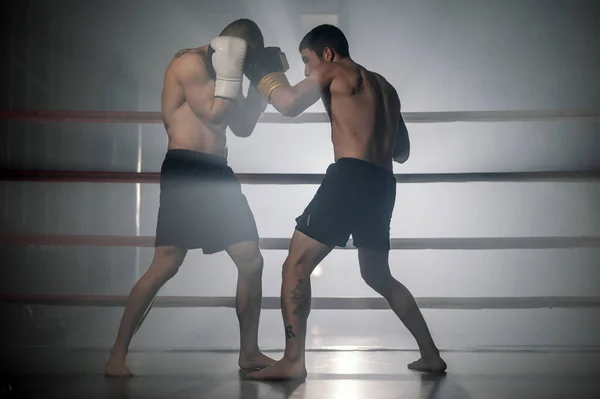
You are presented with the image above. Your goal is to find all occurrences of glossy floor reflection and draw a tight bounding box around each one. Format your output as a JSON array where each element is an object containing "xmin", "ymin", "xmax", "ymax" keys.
[{"xmin": 2, "ymin": 349, "xmax": 600, "ymax": 398}]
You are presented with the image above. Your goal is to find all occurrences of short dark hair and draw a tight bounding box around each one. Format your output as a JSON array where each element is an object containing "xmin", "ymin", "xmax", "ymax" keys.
[
  {"xmin": 299, "ymin": 24, "xmax": 349, "ymax": 58},
  {"xmin": 220, "ymin": 18, "xmax": 264, "ymax": 49}
]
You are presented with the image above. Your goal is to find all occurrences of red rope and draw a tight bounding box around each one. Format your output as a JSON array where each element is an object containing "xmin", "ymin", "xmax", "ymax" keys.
[
  {"xmin": 0, "ymin": 233, "xmax": 155, "ymax": 247},
  {"xmin": 0, "ymin": 170, "xmax": 329, "ymax": 184},
  {"xmin": 1, "ymin": 294, "xmax": 598, "ymax": 309},
  {"xmin": 2, "ymin": 170, "xmax": 599, "ymax": 184},
  {"xmin": 1, "ymin": 233, "xmax": 598, "ymax": 250},
  {"xmin": 0, "ymin": 109, "xmax": 163, "ymax": 124},
  {"xmin": 1, "ymin": 170, "xmax": 161, "ymax": 183}
]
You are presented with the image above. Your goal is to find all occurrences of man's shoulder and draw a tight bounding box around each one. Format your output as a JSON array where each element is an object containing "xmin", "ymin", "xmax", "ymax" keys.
[
  {"xmin": 365, "ymin": 68, "xmax": 389, "ymax": 85},
  {"xmin": 368, "ymin": 70, "xmax": 397, "ymax": 95},
  {"xmin": 340, "ymin": 61, "xmax": 379, "ymax": 82},
  {"xmin": 306, "ymin": 62, "xmax": 338, "ymax": 88},
  {"xmin": 170, "ymin": 48, "xmax": 209, "ymax": 68},
  {"xmin": 173, "ymin": 47, "xmax": 207, "ymax": 60},
  {"xmin": 168, "ymin": 48, "xmax": 211, "ymax": 78}
]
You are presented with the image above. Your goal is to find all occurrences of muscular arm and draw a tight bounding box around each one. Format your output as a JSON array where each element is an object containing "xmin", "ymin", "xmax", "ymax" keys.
[
  {"xmin": 227, "ymin": 85, "xmax": 268, "ymax": 137},
  {"xmin": 175, "ymin": 53, "xmax": 236, "ymax": 124},
  {"xmin": 268, "ymin": 64, "xmax": 334, "ymax": 118}
]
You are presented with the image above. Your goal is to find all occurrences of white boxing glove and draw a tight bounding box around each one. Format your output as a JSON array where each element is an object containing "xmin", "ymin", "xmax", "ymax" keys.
[{"xmin": 209, "ymin": 36, "xmax": 247, "ymax": 100}]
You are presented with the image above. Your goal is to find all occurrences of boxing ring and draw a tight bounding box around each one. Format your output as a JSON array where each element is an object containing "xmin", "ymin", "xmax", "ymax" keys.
[
  {"xmin": 1, "ymin": 108, "xmax": 600, "ymax": 311},
  {"xmin": 1, "ymin": 108, "xmax": 600, "ymax": 398}
]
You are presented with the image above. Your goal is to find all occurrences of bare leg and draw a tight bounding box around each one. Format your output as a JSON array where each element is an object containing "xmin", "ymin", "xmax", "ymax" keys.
[
  {"xmin": 358, "ymin": 248, "xmax": 446, "ymax": 373},
  {"xmin": 105, "ymin": 246, "xmax": 186, "ymax": 377},
  {"xmin": 227, "ymin": 241, "xmax": 275, "ymax": 370},
  {"xmin": 248, "ymin": 231, "xmax": 333, "ymax": 381}
]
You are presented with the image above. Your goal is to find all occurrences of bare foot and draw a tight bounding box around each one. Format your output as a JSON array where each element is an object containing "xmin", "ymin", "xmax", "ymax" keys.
[
  {"xmin": 105, "ymin": 354, "xmax": 134, "ymax": 377},
  {"xmin": 407, "ymin": 356, "xmax": 447, "ymax": 373},
  {"xmin": 238, "ymin": 352, "xmax": 277, "ymax": 370},
  {"xmin": 246, "ymin": 357, "xmax": 307, "ymax": 381}
]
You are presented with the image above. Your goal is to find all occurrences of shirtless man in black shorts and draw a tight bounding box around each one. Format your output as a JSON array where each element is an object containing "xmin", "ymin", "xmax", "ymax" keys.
[
  {"xmin": 243, "ymin": 24, "xmax": 447, "ymax": 380},
  {"xmin": 105, "ymin": 19, "xmax": 278, "ymax": 377}
]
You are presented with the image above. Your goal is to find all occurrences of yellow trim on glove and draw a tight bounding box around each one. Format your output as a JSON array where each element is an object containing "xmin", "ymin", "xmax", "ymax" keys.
[{"xmin": 257, "ymin": 72, "xmax": 290, "ymax": 101}]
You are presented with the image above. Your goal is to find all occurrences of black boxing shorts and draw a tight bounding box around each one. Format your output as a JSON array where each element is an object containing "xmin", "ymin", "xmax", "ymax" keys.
[
  {"xmin": 295, "ymin": 157, "xmax": 397, "ymax": 251},
  {"xmin": 155, "ymin": 149, "xmax": 259, "ymax": 254}
]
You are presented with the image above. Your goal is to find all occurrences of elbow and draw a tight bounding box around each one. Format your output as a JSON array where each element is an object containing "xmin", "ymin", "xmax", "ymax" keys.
[
  {"xmin": 188, "ymin": 101, "xmax": 227, "ymax": 125},
  {"xmin": 281, "ymin": 106, "xmax": 302, "ymax": 118},
  {"xmin": 270, "ymin": 91, "xmax": 302, "ymax": 118},
  {"xmin": 194, "ymin": 107, "xmax": 226, "ymax": 125},
  {"xmin": 206, "ymin": 110, "xmax": 228, "ymax": 125},
  {"xmin": 204, "ymin": 100, "xmax": 233, "ymax": 125},
  {"xmin": 272, "ymin": 101, "xmax": 301, "ymax": 118}
]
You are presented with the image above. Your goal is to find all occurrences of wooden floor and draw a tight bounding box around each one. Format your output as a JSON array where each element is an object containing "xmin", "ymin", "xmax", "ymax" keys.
[{"xmin": 2, "ymin": 348, "xmax": 600, "ymax": 398}]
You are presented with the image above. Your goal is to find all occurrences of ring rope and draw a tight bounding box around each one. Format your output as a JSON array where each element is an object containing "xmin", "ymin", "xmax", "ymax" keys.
[
  {"xmin": 1, "ymin": 109, "xmax": 600, "ymax": 124},
  {"xmin": 1, "ymin": 234, "xmax": 599, "ymax": 250},
  {"xmin": 1, "ymin": 294, "xmax": 598, "ymax": 310},
  {"xmin": 2, "ymin": 170, "xmax": 599, "ymax": 184}
]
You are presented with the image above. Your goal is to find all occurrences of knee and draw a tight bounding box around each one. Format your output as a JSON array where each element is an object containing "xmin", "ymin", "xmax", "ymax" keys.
[
  {"xmin": 281, "ymin": 255, "xmax": 311, "ymax": 279},
  {"xmin": 360, "ymin": 267, "xmax": 393, "ymax": 295},
  {"xmin": 233, "ymin": 248, "xmax": 264, "ymax": 275},
  {"xmin": 148, "ymin": 247, "xmax": 186, "ymax": 283}
]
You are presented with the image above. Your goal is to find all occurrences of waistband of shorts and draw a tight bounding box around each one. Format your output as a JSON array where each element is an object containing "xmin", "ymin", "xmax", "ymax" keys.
[
  {"xmin": 334, "ymin": 157, "xmax": 395, "ymax": 179},
  {"xmin": 165, "ymin": 149, "xmax": 228, "ymax": 167}
]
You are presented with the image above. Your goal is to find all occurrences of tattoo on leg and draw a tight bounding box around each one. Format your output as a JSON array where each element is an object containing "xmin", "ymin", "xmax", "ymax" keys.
[
  {"xmin": 291, "ymin": 279, "xmax": 305, "ymax": 303},
  {"xmin": 285, "ymin": 324, "xmax": 296, "ymax": 339},
  {"xmin": 291, "ymin": 279, "xmax": 310, "ymax": 316}
]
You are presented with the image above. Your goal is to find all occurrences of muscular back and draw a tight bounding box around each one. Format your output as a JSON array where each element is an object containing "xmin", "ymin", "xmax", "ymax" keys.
[
  {"xmin": 161, "ymin": 48, "xmax": 228, "ymax": 155},
  {"xmin": 324, "ymin": 61, "xmax": 400, "ymax": 170}
]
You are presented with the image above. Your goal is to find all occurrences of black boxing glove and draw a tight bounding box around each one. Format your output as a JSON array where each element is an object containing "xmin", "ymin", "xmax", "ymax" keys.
[
  {"xmin": 244, "ymin": 47, "xmax": 291, "ymax": 100},
  {"xmin": 244, "ymin": 47, "xmax": 290, "ymax": 85}
]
